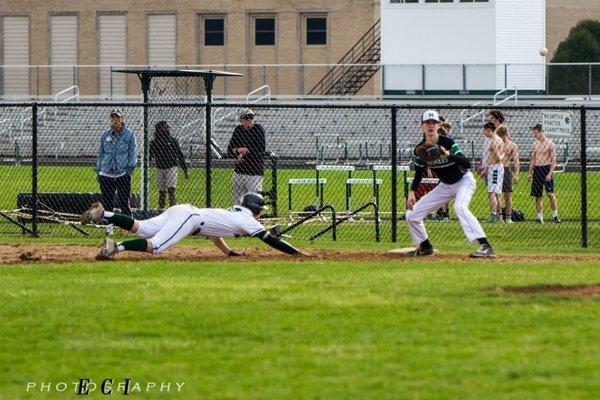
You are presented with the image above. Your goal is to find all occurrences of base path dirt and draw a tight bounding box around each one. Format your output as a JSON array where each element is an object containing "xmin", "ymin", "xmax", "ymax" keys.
[
  {"xmin": 494, "ymin": 284, "xmax": 600, "ymax": 297},
  {"xmin": 1, "ymin": 244, "xmax": 600, "ymax": 265}
]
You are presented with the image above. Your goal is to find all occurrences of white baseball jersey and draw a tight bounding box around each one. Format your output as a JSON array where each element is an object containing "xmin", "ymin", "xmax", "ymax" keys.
[
  {"xmin": 135, "ymin": 204, "xmax": 265, "ymax": 254},
  {"xmin": 195, "ymin": 205, "xmax": 266, "ymax": 238}
]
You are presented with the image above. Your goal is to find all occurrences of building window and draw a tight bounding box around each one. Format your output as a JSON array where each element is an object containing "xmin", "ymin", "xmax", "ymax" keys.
[
  {"xmin": 306, "ymin": 17, "xmax": 326, "ymax": 45},
  {"xmin": 390, "ymin": 0, "xmax": 418, "ymax": 3},
  {"xmin": 425, "ymin": 0, "xmax": 454, "ymax": 2},
  {"xmin": 255, "ymin": 17, "xmax": 275, "ymax": 46},
  {"xmin": 204, "ymin": 18, "xmax": 224, "ymax": 46}
]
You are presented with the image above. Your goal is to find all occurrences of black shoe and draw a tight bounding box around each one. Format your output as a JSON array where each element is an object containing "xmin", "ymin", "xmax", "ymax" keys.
[
  {"xmin": 469, "ymin": 244, "xmax": 496, "ymax": 258},
  {"xmin": 413, "ymin": 247, "xmax": 434, "ymax": 257},
  {"xmin": 553, "ymin": 216, "xmax": 562, "ymax": 223}
]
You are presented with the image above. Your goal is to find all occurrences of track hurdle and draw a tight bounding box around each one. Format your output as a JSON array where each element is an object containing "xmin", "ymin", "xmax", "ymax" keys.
[
  {"xmin": 371, "ymin": 164, "xmax": 411, "ymax": 208},
  {"xmin": 345, "ymin": 178, "xmax": 382, "ymax": 214},
  {"xmin": 315, "ymin": 164, "xmax": 355, "ymax": 208},
  {"xmin": 287, "ymin": 178, "xmax": 327, "ymax": 215}
]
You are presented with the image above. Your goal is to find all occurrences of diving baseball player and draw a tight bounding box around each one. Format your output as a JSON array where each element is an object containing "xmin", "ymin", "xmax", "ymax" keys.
[
  {"xmin": 406, "ymin": 110, "xmax": 495, "ymax": 258},
  {"xmin": 81, "ymin": 193, "xmax": 310, "ymax": 259}
]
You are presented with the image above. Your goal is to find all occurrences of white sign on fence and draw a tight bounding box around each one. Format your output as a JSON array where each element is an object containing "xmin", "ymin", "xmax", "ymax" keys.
[{"xmin": 542, "ymin": 111, "xmax": 572, "ymax": 136}]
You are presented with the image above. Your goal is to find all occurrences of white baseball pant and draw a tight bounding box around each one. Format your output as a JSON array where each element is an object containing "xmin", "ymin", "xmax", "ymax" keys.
[
  {"xmin": 406, "ymin": 171, "xmax": 486, "ymax": 245},
  {"xmin": 135, "ymin": 204, "xmax": 202, "ymax": 254}
]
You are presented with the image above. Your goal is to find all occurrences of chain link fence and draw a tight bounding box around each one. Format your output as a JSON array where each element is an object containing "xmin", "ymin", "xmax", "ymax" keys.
[{"xmin": 0, "ymin": 102, "xmax": 598, "ymax": 251}]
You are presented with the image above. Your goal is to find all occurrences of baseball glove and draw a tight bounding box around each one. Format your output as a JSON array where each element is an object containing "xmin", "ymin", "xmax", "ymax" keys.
[{"xmin": 415, "ymin": 143, "xmax": 444, "ymax": 163}]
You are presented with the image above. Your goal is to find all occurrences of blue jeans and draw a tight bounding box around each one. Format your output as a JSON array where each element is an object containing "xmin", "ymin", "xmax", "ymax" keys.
[{"xmin": 99, "ymin": 174, "xmax": 132, "ymax": 215}]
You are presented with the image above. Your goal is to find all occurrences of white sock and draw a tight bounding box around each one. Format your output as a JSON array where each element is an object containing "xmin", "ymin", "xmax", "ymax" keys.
[
  {"xmin": 117, "ymin": 244, "xmax": 125, "ymax": 252},
  {"xmin": 104, "ymin": 211, "xmax": 114, "ymax": 218},
  {"xmin": 537, "ymin": 213, "xmax": 543, "ymax": 221},
  {"xmin": 552, "ymin": 210, "xmax": 558, "ymax": 218}
]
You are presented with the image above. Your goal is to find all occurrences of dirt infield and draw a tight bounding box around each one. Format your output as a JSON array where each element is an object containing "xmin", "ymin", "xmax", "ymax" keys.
[
  {"xmin": 494, "ymin": 285, "xmax": 600, "ymax": 297},
  {"xmin": 1, "ymin": 244, "xmax": 600, "ymax": 265}
]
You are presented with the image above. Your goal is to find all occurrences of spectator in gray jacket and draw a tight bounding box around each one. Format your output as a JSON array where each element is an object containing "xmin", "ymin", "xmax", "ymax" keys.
[{"xmin": 96, "ymin": 108, "xmax": 138, "ymax": 215}]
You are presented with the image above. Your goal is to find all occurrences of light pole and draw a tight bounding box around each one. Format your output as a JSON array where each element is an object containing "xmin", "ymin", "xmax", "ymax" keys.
[{"xmin": 540, "ymin": 47, "xmax": 549, "ymax": 94}]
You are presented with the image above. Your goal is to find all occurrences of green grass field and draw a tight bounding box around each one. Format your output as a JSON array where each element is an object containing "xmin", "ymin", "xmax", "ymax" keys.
[
  {"xmin": 2, "ymin": 166, "xmax": 599, "ymax": 399},
  {"xmin": 1, "ymin": 254, "xmax": 599, "ymax": 399}
]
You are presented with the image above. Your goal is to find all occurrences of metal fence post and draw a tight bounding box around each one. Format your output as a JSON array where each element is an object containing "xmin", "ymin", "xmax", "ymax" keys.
[
  {"xmin": 203, "ymin": 74, "xmax": 215, "ymax": 208},
  {"xmin": 223, "ymin": 65, "xmax": 228, "ymax": 96},
  {"xmin": 31, "ymin": 104, "xmax": 39, "ymax": 236},
  {"xmin": 588, "ymin": 63, "xmax": 592, "ymax": 98},
  {"xmin": 546, "ymin": 63, "xmax": 550, "ymax": 95},
  {"xmin": 421, "ymin": 65, "xmax": 426, "ymax": 96},
  {"xmin": 580, "ymin": 106, "xmax": 588, "ymax": 248},
  {"xmin": 462, "ymin": 64, "xmax": 467, "ymax": 94},
  {"xmin": 140, "ymin": 73, "xmax": 151, "ymax": 212},
  {"xmin": 299, "ymin": 65, "xmax": 304, "ymax": 95},
  {"xmin": 36, "ymin": 66, "xmax": 40, "ymax": 97},
  {"xmin": 391, "ymin": 106, "xmax": 397, "ymax": 243}
]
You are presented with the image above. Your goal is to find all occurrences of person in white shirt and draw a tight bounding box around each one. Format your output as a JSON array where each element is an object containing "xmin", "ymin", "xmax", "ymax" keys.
[{"xmin": 81, "ymin": 193, "xmax": 309, "ymax": 259}]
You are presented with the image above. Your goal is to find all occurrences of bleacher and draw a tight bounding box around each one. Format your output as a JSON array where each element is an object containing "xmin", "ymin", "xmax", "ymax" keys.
[{"xmin": 0, "ymin": 103, "xmax": 598, "ymax": 167}]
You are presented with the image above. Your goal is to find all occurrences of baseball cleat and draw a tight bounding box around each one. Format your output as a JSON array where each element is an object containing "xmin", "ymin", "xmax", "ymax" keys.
[
  {"xmin": 97, "ymin": 238, "xmax": 118, "ymax": 260},
  {"xmin": 553, "ymin": 216, "xmax": 562, "ymax": 224},
  {"xmin": 536, "ymin": 218, "xmax": 544, "ymax": 224},
  {"xmin": 81, "ymin": 202, "xmax": 105, "ymax": 225},
  {"xmin": 469, "ymin": 244, "xmax": 496, "ymax": 258},
  {"xmin": 506, "ymin": 218, "xmax": 514, "ymax": 224},
  {"xmin": 412, "ymin": 247, "xmax": 434, "ymax": 257},
  {"xmin": 485, "ymin": 213, "xmax": 497, "ymax": 223}
]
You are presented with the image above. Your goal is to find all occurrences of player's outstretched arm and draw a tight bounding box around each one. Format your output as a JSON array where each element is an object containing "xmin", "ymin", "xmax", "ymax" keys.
[
  {"xmin": 548, "ymin": 143, "xmax": 557, "ymax": 175},
  {"xmin": 256, "ymin": 230, "xmax": 308, "ymax": 256},
  {"xmin": 210, "ymin": 236, "xmax": 244, "ymax": 256},
  {"xmin": 527, "ymin": 144, "xmax": 537, "ymax": 180}
]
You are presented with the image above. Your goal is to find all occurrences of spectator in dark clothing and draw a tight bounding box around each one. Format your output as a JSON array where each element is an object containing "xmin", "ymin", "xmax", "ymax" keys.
[
  {"xmin": 149, "ymin": 121, "xmax": 189, "ymax": 209},
  {"xmin": 227, "ymin": 108, "xmax": 266, "ymax": 204}
]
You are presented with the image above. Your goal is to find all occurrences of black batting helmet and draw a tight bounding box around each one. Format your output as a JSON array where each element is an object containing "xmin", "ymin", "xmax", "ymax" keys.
[{"xmin": 240, "ymin": 192, "xmax": 268, "ymax": 215}]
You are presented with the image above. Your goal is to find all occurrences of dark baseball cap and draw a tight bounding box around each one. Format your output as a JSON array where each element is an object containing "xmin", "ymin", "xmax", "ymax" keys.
[{"xmin": 109, "ymin": 108, "xmax": 124, "ymax": 118}]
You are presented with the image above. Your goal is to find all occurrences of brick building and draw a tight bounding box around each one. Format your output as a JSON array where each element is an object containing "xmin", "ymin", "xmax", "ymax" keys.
[
  {"xmin": 0, "ymin": 0, "xmax": 598, "ymax": 97},
  {"xmin": 0, "ymin": 0, "xmax": 380, "ymax": 97}
]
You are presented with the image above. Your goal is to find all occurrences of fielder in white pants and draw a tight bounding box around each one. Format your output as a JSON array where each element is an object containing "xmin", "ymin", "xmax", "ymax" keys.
[
  {"xmin": 406, "ymin": 110, "xmax": 495, "ymax": 258},
  {"xmin": 407, "ymin": 171, "xmax": 485, "ymax": 245}
]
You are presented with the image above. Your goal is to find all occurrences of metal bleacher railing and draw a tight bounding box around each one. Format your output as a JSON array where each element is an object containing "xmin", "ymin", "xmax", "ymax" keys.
[{"xmin": 8, "ymin": 62, "xmax": 600, "ymax": 98}]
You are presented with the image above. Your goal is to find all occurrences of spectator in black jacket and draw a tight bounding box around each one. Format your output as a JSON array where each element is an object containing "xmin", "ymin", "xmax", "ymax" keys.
[
  {"xmin": 227, "ymin": 108, "xmax": 266, "ymax": 204},
  {"xmin": 149, "ymin": 121, "xmax": 189, "ymax": 209}
]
